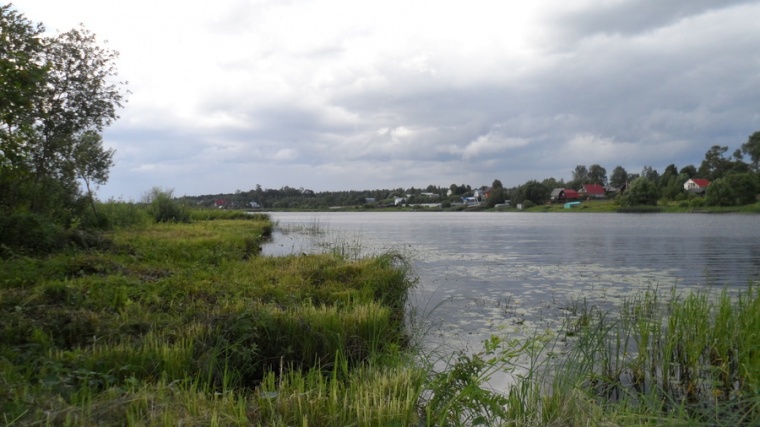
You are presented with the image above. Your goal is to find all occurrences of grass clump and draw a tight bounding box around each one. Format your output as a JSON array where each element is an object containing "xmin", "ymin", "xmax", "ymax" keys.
[
  {"xmin": 0, "ymin": 214, "xmax": 421, "ymax": 425},
  {"xmin": 501, "ymin": 286, "xmax": 760, "ymax": 426}
]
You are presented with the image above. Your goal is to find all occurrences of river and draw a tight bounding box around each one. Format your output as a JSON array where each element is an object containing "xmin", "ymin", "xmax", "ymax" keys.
[{"xmin": 262, "ymin": 211, "xmax": 760, "ymax": 364}]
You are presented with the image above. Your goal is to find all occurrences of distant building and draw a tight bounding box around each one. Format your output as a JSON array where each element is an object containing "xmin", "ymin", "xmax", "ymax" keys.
[
  {"xmin": 684, "ymin": 178, "xmax": 711, "ymax": 195},
  {"xmin": 579, "ymin": 184, "xmax": 606, "ymax": 198},
  {"xmin": 550, "ymin": 188, "xmax": 580, "ymax": 202}
]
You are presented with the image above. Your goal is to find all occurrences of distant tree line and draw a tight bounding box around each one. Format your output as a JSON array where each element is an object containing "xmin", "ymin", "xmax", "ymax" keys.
[{"xmin": 189, "ymin": 132, "xmax": 760, "ymax": 210}]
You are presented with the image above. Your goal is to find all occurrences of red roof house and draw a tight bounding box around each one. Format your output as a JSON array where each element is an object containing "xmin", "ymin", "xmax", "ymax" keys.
[
  {"xmin": 683, "ymin": 178, "xmax": 711, "ymax": 194},
  {"xmin": 579, "ymin": 184, "xmax": 606, "ymax": 198},
  {"xmin": 550, "ymin": 188, "xmax": 580, "ymax": 201}
]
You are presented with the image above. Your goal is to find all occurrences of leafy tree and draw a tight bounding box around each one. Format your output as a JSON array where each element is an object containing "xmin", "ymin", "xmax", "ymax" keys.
[
  {"xmin": 741, "ymin": 131, "xmax": 760, "ymax": 172},
  {"xmin": 704, "ymin": 178, "xmax": 735, "ymax": 207},
  {"xmin": 0, "ymin": 5, "xmax": 47, "ymax": 212},
  {"xmin": 513, "ymin": 180, "xmax": 550, "ymax": 205},
  {"xmin": 542, "ymin": 177, "xmax": 564, "ymax": 190},
  {"xmin": 661, "ymin": 173, "xmax": 691, "ymax": 201},
  {"xmin": 697, "ymin": 145, "xmax": 749, "ymax": 181},
  {"xmin": 73, "ymin": 131, "xmax": 115, "ymax": 217},
  {"xmin": 660, "ymin": 164, "xmax": 678, "ymax": 186},
  {"xmin": 727, "ymin": 173, "xmax": 760, "ymax": 205},
  {"xmin": 705, "ymin": 173, "xmax": 760, "ymax": 206},
  {"xmin": 571, "ymin": 165, "xmax": 589, "ymax": 183},
  {"xmin": 0, "ymin": 5, "xmax": 126, "ymax": 224},
  {"xmin": 679, "ymin": 165, "xmax": 697, "ymax": 178},
  {"xmin": 641, "ymin": 166, "xmax": 660, "ymax": 182},
  {"xmin": 492, "ymin": 179, "xmax": 503, "ymax": 189},
  {"xmin": 609, "ymin": 166, "xmax": 628, "ymax": 189},
  {"xmin": 618, "ymin": 177, "xmax": 659, "ymax": 206},
  {"xmin": 588, "ymin": 164, "xmax": 607, "ymax": 186}
]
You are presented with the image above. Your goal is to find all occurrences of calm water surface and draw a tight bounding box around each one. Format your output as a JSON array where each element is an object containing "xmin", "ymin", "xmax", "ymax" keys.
[{"xmin": 263, "ymin": 212, "xmax": 760, "ymax": 356}]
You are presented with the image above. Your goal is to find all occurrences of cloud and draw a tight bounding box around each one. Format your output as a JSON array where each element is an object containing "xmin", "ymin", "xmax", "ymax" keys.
[{"xmin": 13, "ymin": 0, "xmax": 760, "ymax": 198}]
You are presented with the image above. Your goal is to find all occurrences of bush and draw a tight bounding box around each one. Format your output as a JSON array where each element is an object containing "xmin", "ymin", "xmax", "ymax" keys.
[
  {"xmin": 690, "ymin": 197, "xmax": 706, "ymax": 208},
  {"xmin": 705, "ymin": 173, "xmax": 760, "ymax": 207},
  {"xmin": 0, "ymin": 211, "xmax": 67, "ymax": 255},
  {"xmin": 145, "ymin": 188, "xmax": 189, "ymax": 223},
  {"xmin": 619, "ymin": 177, "xmax": 659, "ymax": 207},
  {"xmin": 77, "ymin": 200, "xmax": 151, "ymax": 230}
]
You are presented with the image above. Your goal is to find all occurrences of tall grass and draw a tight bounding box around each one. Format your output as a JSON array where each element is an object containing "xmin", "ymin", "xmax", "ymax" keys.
[
  {"xmin": 497, "ymin": 286, "xmax": 760, "ymax": 426},
  {"xmin": 0, "ymin": 215, "xmax": 421, "ymax": 425}
]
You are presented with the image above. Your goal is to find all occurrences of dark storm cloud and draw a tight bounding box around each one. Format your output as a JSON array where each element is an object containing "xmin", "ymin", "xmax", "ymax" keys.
[{"xmin": 549, "ymin": 0, "xmax": 757, "ymax": 42}]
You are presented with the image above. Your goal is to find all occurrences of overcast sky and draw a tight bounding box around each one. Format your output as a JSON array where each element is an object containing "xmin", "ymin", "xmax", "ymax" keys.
[{"xmin": 14, "ymin": 0, "xmax": 760, "ymax": 199}]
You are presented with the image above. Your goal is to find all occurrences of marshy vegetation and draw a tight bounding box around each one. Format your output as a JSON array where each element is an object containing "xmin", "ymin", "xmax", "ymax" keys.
[
  {"xmin": 1, "ymin": 204, "xmax": 422, "ymax": 425},
  {"xmin": 501, "ymin": 286, "xmax": 760, "ymax": 426},
  {"xmin": 2, "ymin": 202, "xmax": 760, "ymax": 426}
]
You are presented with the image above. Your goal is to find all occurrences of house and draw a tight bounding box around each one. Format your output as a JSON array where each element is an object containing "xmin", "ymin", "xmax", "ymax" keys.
[
  {"xmin": 394, "ymin": 197, "xmax": 406, "ymax": 206},
  {"xmin": 579, "ymin": 184, "xmax": 606, "ymax": 199},
  {"xmin": 473, "ymin": 186, "xmax": 493, "ymax": 202},
  {"xmin": 249, "ymin": 201, "xmax": 261, "ymax": 209},
  {"xmin": 550, "ymin": 188, "xmax": 580, "ymax": 202},
  {"xmin": 684, "ymin": 178, "xmax": 710, "ymax": 194}
]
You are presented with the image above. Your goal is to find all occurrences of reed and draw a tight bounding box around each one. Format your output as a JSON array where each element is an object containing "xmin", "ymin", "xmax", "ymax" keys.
[
  {"xmin": 504, "ymin": 285, "xmax": 760, "ymax": 426},
  {"xmin": 0, "ymin": 214, "xmax": 420, "ymax": 425}
]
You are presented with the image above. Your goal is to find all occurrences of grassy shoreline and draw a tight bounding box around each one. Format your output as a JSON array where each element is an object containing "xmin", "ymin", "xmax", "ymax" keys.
[{"xmin": 1, "ymin": 213, "xmax": 422, "ymax": 425}]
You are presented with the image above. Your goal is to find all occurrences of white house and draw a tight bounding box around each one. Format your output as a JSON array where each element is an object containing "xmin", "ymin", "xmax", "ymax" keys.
[{"xmin": 683, "ymin": 178, "xmax": 711, "ymax": 194}]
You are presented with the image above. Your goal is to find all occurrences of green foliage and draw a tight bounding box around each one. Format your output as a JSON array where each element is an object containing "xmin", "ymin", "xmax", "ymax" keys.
[
  {"xmin": 422, "ymin": 335, "xmax": 522, "ymax": 426},
  {"xmin": 145, "ymin": 187, "xmax": 189, "ymax": 223},
  {"xmin": 741, "ymin": 131, "xmax": 760, "ymax": 172},
  {"xmin": 609, "ymin": 165, "xmax": 628, "ymax": 189},
  {"xmin": 0, "ymin": 218, "xmax": 419, "ymax": 424},
  {"xmin": 705, "ymin": 173, "xmax": 760, "ymax": 207},
  {"xmin": 513, "ymin": 180, "xmax": 550, "ymax": 205},
  {"xmin": 0, "ymin": 211, "xmax": 67, "ymax": 255},
  {"xmin": 0, "ymin": 5, "xmax": 127, "ymax": 251},
  {"xmin": 87, "ymin": 200, "xmax": 151, "ymax": 229},
  {"xmin": 618, "ymin": 176, "xmax": 659, "ymax": 207},
  {"xmin": 486, "ymin": 186, "xmax": 506, "ymax": 207}
]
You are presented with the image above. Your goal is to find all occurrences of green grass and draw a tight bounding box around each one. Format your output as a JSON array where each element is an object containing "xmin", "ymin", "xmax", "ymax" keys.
[
  {"xmin": 0, "ymin": 211, "xmax": 421, "ymax": 425},
  {"xmin": 496, "ymin": 286, "xmax": 760, "ymax": 426}
]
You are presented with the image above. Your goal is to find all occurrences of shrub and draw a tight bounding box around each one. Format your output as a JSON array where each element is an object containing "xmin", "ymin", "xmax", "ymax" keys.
[
  {"xmin": 690, "ymin": 197, "xmax": 706, "ymax": 208},
  {"xmin": 145, "ymin": 187, "xmax": 189, "ymax": 223},
  {"xmin": 0, "ymin": 211, "xmax": 67, "ymax": 255},
  {"xmin": 77, "ymin": 200, "xmax": 151, "ymax": 230},
  {"xmin": 619, "ymin": 177, "xmax": 659, "ymax": 207}
]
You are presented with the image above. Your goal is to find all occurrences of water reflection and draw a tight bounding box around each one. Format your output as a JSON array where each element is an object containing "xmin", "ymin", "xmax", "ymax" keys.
[{"xmin": 264, "ymin": 211, "xmax": 760, "ymax": 364}]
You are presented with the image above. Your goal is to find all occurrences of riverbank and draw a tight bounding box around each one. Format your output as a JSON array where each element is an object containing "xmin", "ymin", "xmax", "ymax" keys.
[
  {"xmin": 0, "ymin": 214, "xmax": 424, "ymax": 425},
  {"xmin": 253, "ymin": 199, "xmax": 760, "ymax": 214}
]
